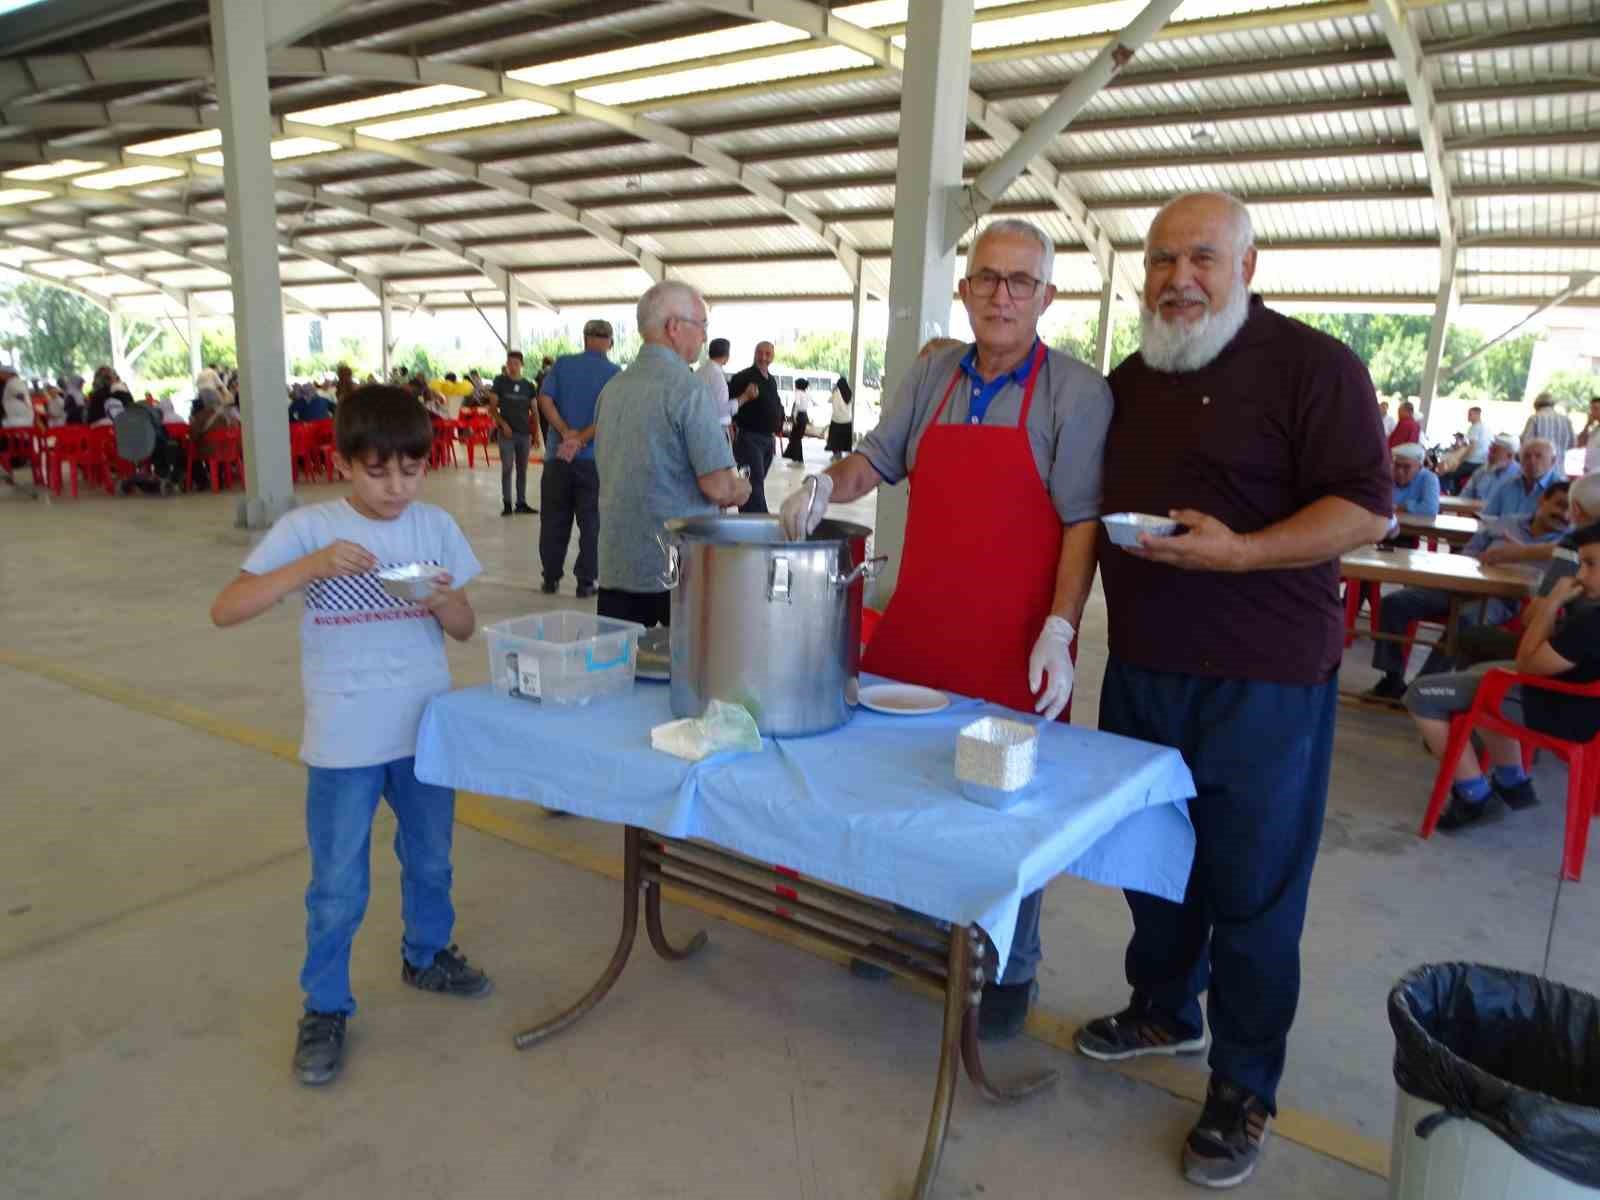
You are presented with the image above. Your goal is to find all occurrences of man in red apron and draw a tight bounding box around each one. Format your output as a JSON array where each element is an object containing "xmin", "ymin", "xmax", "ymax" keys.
[{"xmin": 779, "ymin": 218, "xmax": 1112, "ymax": 1040}]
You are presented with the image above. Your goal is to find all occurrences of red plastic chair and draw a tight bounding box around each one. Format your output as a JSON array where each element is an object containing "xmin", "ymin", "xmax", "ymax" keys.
[
  {"xmin": 460, "ymin": 417, "xmax": 496, "ymax": 468},
  {"xmin": 0, "ymin": 426, "xmax": 41, "ymax": 484},
  {"xmin": 431, "ymin": 418, "xmax": 459, "ymax": 468},
  {"xmin": 188, "ymin": 426, "xmax": 244, "ymax": 492},
  {"xmin": 1420, "ymin": 667, "xmax": 1600, "ymax": 881},
  {"xmin": 1341, "ymin": 578, "xmax": 1382, "ymax": 647},
  {"xmin": 860, "ymin": 606, "xmax": 883, "ymax": 653},
  {"xmin": 41, "ymin": 426, "xmax": 108, "ymax": 497}
]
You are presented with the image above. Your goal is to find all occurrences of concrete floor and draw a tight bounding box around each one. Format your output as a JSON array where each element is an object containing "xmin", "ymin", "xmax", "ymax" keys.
[{"xmin": 3, "ymin": 445, "xmax": 1596, "ymax": 1200}]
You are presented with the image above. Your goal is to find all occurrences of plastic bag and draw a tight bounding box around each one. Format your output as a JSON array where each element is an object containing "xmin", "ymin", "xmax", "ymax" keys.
[
  {"xmin": 1389, "ymin": 961, "xmax": 1600, "ymax": 1187},
  {"xmin": 650, "ymin": 700, "xmax": 762, "ymax": 762}
]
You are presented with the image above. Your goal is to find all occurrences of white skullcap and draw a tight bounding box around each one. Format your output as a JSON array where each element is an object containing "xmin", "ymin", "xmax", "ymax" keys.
[
  {"xmin": 1392, "ymin": 443, "xmax": 1425, "ymax": 462},
  {"xmin": 1492, "ymin": 433, "xmax": 1520, "ymax": 453}
]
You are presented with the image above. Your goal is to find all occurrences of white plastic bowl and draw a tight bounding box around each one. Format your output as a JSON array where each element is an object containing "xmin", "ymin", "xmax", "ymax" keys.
[
  {"xmin": 1101, "ymin": 511, "xmax": 1181, "ymax": 548},
  {"xmin": 376, "ymin": 562, "xmax": 448, "ymax": 602}
]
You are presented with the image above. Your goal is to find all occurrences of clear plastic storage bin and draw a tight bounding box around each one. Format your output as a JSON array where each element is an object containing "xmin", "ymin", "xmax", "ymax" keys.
[{"xmin": 485, "ymin": 611, "xmax": 644, "ymax": 706}]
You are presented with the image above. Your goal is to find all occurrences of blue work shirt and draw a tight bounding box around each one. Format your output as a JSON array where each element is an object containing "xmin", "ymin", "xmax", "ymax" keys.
[
  {"xmin": 1483, "ymin": 466, "xmax": 1558, "ymax": 523},
  {"xmin": 1392, "ymin": 468, "xmax": 1441, "ymax": 516},
  {"xmin": 1463, "ymin": 516, "xmax": 1568, "ymax": 623},
  {"xmin": 1460, "ymin": 459, "xmax": 1516, "ymax": 501},
  {"xmin": 541, "ymin": 349, "xmax": 620, "ymax": 462},
  {"xmin": 289, "ymin": 392, "xmax": 332, "ymax": 422}
]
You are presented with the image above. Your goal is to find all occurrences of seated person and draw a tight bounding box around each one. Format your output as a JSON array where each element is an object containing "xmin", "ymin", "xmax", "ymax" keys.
[
  {"xmin": 1365, "ymin": 482, "xmax": 1571, "ymax": 700},
  {"xmin": 1390, "ymin": 442, "xmax": 1441, "ymax": 517},
  {"xmin": 1, "ymin": 369, "xmax": 32, "ymax": 428},
  {"xmin": 289, "ymin": 384, "xmax": 333, "ymax": 423},
  {"xmin": 1404, "ymin": 522, "xmax": 1600, "ymax": 830},
  {"xmin": 1481, "ymin": 437, "xmax": 1558, "ymax": 527},
  {"xmin": 1459, "ymin": 433, "xmax": 1519, "ymax": 500}
]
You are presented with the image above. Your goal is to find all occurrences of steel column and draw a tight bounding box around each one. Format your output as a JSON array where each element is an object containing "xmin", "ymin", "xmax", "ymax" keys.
[
  {"xmin": 869, "ymin": 0, "xmax": 975, "ymax": 608},
  {"xmin": 1094, "ymin": 253, "xmax": 1117, "ymax": 374},
  {"xmin": 379, "ymin": 285, "xmax": 393, "ymax": 380},
  {"xmin": 210, "ymin": 0, "xmax": 294, "ymax": 528},
  {"xmin": 1419, "ymin": 243, "xmax": 1456, "ymax": 427},
  {"xmin": 848, "ymin": 273, "xmax": 869, "ymax": 404},
  {"xmin": 505, "ymin": 282, "xmax": 522, "ymax": 353},
  {"xmin": 186, "ymin": 296, "xmax": 203, "ymax": 383}
]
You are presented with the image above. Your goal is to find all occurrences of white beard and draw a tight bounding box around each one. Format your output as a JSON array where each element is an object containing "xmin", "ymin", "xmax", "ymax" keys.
[{"xmin": 1139, "ymin": 280, "xmax": 1251, "ymax": 374}]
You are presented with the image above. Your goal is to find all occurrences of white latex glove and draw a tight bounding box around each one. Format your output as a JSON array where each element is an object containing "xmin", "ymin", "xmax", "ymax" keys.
[
  {"xmin": 1028, "ymin": 615, "xmax": 1075, "ymax": 721},
  {"xmin": 779, "ymin": 472, "xmax": 833, "ymax": 540}
]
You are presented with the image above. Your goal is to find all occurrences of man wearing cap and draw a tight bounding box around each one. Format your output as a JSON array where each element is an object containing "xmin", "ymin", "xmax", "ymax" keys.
[
  {"xmin": 1460, "ymin": 433, "xmax": 1519, "ymax": 501},
  {"xmin": 539, "ymin": 319, "xmax": 621, "ymax": 599},
  {"xmin": 1079, "ymin": 192, "xmax": 1391, "ymax": 1190},
  {"xmin": 778, "ymin": 217, "xmax": 1111, "ymax": 1041},
  {"xmin": 1482, "ymin": 437, "xmax": 1559, "ymax": 525},
  {"xmin": 1390, "ymin": 442, "xmax": 1441, "ymax": 517},
  {"xmin": 695, "ymin": 337, "xmax": 734, "ymax": 444}
]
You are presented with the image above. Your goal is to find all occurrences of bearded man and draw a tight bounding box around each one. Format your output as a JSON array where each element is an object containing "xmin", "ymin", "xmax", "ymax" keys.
[{"xmin": 1076, "ymin": 192, "xmax": 1392, "ymax": 1190}]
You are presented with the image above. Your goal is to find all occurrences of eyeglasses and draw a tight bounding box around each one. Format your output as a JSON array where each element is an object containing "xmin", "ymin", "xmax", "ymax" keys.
[
  {"xmin": 672, "ymin": 314, "xmax": 708, "ymax": 329},
  {"xmin": 965, "ymin": 269, "xmax": 1045, "ymax": 299}
]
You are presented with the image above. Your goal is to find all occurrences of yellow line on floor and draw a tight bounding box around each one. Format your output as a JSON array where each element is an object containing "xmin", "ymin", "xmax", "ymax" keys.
[{"xmin": 1, "ymin": 648, "xmax": 1390, "ymax": 1180}]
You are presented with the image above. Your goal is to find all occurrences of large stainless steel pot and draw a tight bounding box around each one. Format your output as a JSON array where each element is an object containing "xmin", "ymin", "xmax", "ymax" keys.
[{"xmin": 661, "ymin": 513, "xmax": 883, "ymax": 736}]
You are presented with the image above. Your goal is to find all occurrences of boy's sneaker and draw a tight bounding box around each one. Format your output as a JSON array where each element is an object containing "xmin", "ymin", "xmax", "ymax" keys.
[
  {"xmin": 1074, "ymin": 1000, "xmax": 1207, "ymax": 1061},
  {"xmin": 1362, "ymin": 674, "xmax": 1407, "ymax": 703},
  {"xmin": 1182, "ymin": 1076, "xmax": 1271, "ymax": 1189},
  {"xmin": 402, "ymin": 944, "xmax": 493, "ymax": 998},
  {"xmin": 1435, "ymin": 788, "xmax": 1506, "ymax": 832},
  {"xmin": 1491, "ymin": 775, "xmax": 1540, "ymax": 811},
  {"xmin": 294, "ymin": 1011, "xmax": 347, "ymax": 1086}
]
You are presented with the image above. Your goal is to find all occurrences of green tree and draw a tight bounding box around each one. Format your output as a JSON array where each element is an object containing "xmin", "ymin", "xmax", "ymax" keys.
[
  {"xmin": 1464, "ymin": 333, "xmax": 1539, "ymax": 402},
  {"xmin": 0, "ymin": 279, "xmax": 110, "ymax": 376},
  {"xmin": 1541, "ymin": 368, "xmax": 1600, "ymax": 411},
  {"xmin": 772, "ymin": 330, "xmax": 886, "ymax": 386},
  {"xmin": 200, "ymin": 328, "xmax": 236, "ymax": 371}
]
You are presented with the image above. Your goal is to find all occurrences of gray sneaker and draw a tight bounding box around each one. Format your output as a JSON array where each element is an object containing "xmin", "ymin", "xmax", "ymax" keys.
[
  {"xmin": 1182, "ymin": 1076, "xmax": 1271, "ymax": 1189},
  {"xmin": 294, "ymin": 1011, "xmax": 346, "ymax": 1086},
  {"xmin": 402, "ymin": 944, "xmax": 493, "ymax": 998}
]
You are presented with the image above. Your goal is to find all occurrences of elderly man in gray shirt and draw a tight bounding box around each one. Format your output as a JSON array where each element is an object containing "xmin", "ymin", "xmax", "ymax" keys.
[
  {"xmin": 594, "ymin": 280, "xmax": 751, "ymax": 629},
  {"xmin": 779, "ymin": 217, "xmax": 1112, "ymax": 1041}
]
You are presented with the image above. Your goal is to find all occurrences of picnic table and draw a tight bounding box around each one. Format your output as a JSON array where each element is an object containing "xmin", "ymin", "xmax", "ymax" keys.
[
  {"xmin": 415, "ymin": 679, "xmax": 1196, "ymax": 1198},
  {"xmin": 1395, "ymin": 511, "xmax": 1480, "ymax": 550},
  {"xmin": 1340, "ymin": 546, "xmax": 1541, "ymax": 666},
  {"xmin": 1440, "ymin": 496, "xmax": 1485, "ymax": 516}
]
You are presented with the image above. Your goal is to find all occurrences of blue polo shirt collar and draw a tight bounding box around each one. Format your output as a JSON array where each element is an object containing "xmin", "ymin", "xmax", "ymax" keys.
[{"xmin": 957, "ymin": 338, "xmax": 1040, "ymax": 425}]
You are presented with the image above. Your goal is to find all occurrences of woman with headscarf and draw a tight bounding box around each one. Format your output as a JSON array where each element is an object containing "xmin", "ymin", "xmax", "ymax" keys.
[
  {"xmin": 59, "ymin": 374, "xmax": 86, "ymax": 425},
  {"xmin": 825, "ymin": 374, "xmax": 854, "ymax": 461},
  {"xmin": 87, "ymin": 366, "xmax": 133, "ymax": 425},
  {"xmin": 782, "ymin": 377, "xmax": 810, "ymax": 463}
]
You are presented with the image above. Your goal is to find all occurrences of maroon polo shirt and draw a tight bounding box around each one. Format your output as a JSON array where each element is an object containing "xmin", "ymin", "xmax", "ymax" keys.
[{"xmin": 1100, "ymin": 296, "xmax": 1392, "ymax": 686}]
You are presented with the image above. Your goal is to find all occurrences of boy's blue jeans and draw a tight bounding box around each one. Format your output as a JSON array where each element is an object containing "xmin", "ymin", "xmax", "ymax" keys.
[{"xmin": 302, "ymin": 757, "xmax": 455, "ymax": 1015}]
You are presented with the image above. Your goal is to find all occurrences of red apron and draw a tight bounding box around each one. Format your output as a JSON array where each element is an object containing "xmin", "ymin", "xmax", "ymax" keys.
[{"xmin": 861, "ymin": 342, "xmax": 1074, "ymax": 720}]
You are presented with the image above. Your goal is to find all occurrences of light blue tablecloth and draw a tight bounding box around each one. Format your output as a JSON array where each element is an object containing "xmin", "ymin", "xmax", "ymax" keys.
[{"xmin": 416, "ymin": 679, "xmax": 1196, "ymax": 973}]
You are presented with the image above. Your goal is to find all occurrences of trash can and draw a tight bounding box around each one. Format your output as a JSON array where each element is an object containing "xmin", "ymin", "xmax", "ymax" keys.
[{"xmin": 1388, "ymin": 963, "xmax": 1600, "ymax": 1198}]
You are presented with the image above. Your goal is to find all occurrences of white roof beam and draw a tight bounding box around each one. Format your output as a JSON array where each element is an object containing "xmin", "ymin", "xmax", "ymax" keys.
[
  {"xmin": 1373, "ymin": 0, "xmax": 1455, "ymax": 251},
  {"xmin": 0, "ymin": 237, "xmax": 216, "ymax": 316},
  {"xmin": 264, "ymin": 0, "xmax": 365, "ymax": 49},
  {"xmin": 0, "ymin": 252, "xmax": 125, "ymax": 314},
  {"xmin": 0, "ymin": 46, "xmax": 861, "ymax": 285}
]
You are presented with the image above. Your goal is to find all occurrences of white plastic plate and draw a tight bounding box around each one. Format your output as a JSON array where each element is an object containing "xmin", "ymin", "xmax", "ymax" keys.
[
  {"xmin": 857, "ymin": 683, "xmax": 950, "ymax": 716},
  {"xmin": 1101, "ymin": 511, "xmax": 1181, "ymax": 548}
]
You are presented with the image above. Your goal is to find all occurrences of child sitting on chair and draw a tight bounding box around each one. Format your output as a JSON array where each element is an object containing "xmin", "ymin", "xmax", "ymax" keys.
[
  {"xmin": 210, "ymin": 385, "xmax": 490, "ymax": 1087},
  {"xmin": 1405, "ymin": 522, "xmax": 1600, "ymax": 831}
]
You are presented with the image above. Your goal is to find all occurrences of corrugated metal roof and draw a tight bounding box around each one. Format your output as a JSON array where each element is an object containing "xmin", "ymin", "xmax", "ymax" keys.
[{"xmin": 0, "ymin": 0, "xmax": 1595, "ymax": 313}]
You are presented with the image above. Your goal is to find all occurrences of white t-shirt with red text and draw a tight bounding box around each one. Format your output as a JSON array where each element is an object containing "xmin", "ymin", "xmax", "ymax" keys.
[{"xmin": 241, "ymin": 498, "xmax": 481, "ymax": 768}]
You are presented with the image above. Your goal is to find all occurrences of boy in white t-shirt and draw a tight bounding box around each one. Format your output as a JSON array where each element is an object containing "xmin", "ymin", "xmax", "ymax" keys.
[{"xmin": 211, "ymin": 385, "xmax": 490, "ymax": 1087}]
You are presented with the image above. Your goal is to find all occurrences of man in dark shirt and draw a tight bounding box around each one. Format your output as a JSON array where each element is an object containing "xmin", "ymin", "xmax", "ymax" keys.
[
  {"xmin": 1078, "ymin": 192, "xmax": 1392, "ymax": 1191},
  {"xmin": 726, "ymin": 341, "xmax": 783, "ymax": 513},
  {"xmin": 487, "ymin": 350, "xmax": 539, "ymax": 517}
]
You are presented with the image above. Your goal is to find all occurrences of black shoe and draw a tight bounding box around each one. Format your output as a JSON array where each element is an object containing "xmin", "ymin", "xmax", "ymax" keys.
[
  {"xmin": 977, "ymin": 979, "xmax": 1037, "ymax": 1042},
  {"xmin": 514, "ymin": 502, "xmax": 536, "ymax": 514},
  {"xmin": 401, "ymin": 944, "xmax": 493, "ymax": 998},
  {"xmin": 1491, "ymin": 775, "xmax": 1540, "ymax": 811},
  {"xmin": 501, "ymin": 503, "xmax": 512, "ymax": 517},
  {"xmin": 294, "ymin": 1011, "xmax": 347, "ymax": 1086},
  {"xmin": 575, "ymin": 583, "xmax": 595, "ymax": 599},
  {"xmin": 1435, "ymin": 788, "xmax": 1506, "ymax": 832},
  {"xmin": 1074, "ymin": 1000, "xmax": 1207, "ymax": 1062},
  {"xmin": 1182, "ymin": 1076, "xmax": 1271, "ymax": 1189},
  {"xmin": 540, "ymin": 579, "xmax": 559, "ymax": 595},
  {"xmin": 1362, "ymin": 674, "xmax": 1408, "ymax": 703}
]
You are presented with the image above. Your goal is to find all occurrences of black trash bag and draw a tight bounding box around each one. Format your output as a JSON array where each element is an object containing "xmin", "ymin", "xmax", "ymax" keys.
[{"xmin": 1389, "ymin": 962, "xmax": 1600, "ymax": 1188}]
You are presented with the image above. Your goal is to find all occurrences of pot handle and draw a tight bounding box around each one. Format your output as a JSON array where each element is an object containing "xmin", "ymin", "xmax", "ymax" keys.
[
  {"xmin": 831, "ymin": 556, "xmax": 887, "ymax": 590},
  {"xmin": 656, "ymin": 533, "xmax": 681, "ymax": 589}
]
